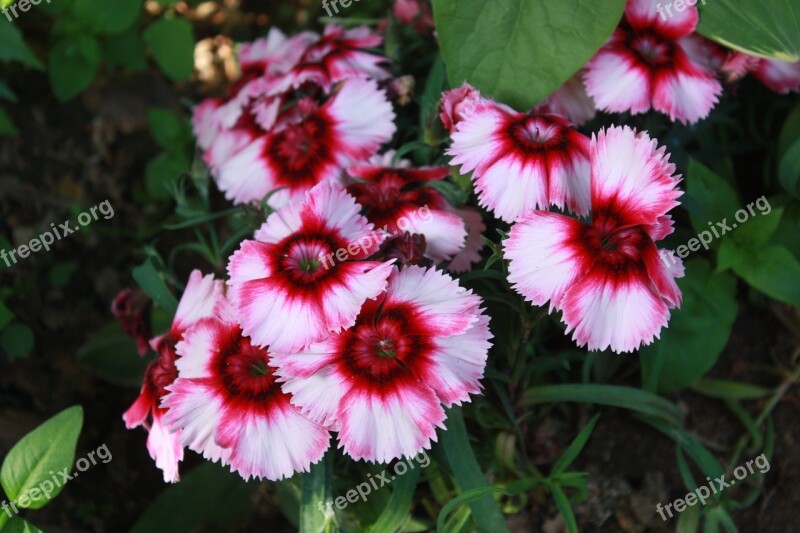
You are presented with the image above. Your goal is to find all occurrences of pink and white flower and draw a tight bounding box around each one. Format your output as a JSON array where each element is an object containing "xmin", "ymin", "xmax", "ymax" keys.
[
  {"xmin": 273, "ymin": 266, "xmax": 492, "ymax": 463},
  {"xmin": 448, "ymin": 97, "xmax": 591, "ymax": 222},
  {"xmin": 123, "ymin": 270, "xmax": 225, "ymax": 482},
  {"xmin": 269, "ymin": 25, "xmax": 392, "ymax": 94},
  {"xmin": 505, "ymin": 126, "xmax": 683, "ymax": 353},
  {"xmin": 583, "ymin": 0, "xmax": 722, "ymax": 124},
  {"xmin": 216, "ymin": 79, "xmax": 396, "ymax": 209},
  {"xmin": 347, "ymin": 151, "xmax": 467, "ymax": 263},
  {"xmin": 227, "ymin": 181, "xmax": 395, "ymax": 352},
  {"xmin": 163, "ymin": 295, "xmax": 331, "ymax": 481}
]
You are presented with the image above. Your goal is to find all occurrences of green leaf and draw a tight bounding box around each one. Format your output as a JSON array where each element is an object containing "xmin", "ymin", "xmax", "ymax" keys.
[
  {"xmin": 369, "ymin": 466, "xmax": 421, "ymax": 533},
  {"xmin": 132, "ymin": 260, "xmax": 178, "ymax": 314},
  {"xmin": 692, "ymin": 379, "xmax": 772, "ymax": 400},
  {"xmin": 640, "ymin": 260, "xmax": 738, "ymax": 393},
  {"xmin": 148, "ymin": 108, "xmax": 191, "ymax": 151},
  {"xmin": 551, "ymin": 485, "xmax": 578, "ymax": 533},
  {"xmin": 684, "ymin": 159, "xmax": 740, "ymax": 238},
  {"xmin": 718, "ymin": 242, "xmax": 800, "ymax": 306},
  {"xmin": 436, "ymin": 486, "xmax": 512, "ymax": 533},
  {"xmin": 0, "ymin": 406, "xmax": 83, "ymax": 509},
  {"xmin": 72, "ymin": 0, "xmax": 142, "ymax": 34},
  {"xmin": 639, "ymin": 416, "xmax": 724, "ymax": 480},
  {"xmin": 697, "ymin": 0, "xmax": 800, "ymax": 61},
  {"xmin": 1, "ymin": 324, "xmax": 34, "ymax": 358},
  {"xmin": 437, "ymin": 406, "xmax": 510, "ymax": 533},
  {"xmin": 48, "ymin": 36, "xmax": 101, "ymax": 101},
  {"xmin": 143, "ymin": 17, "xmax": 195, "ymax": 81},
  {"xmin": 2, "ymin": 517, "xmax": 43, "ymax": 533},
  {"xmin": 431, "ymin": 0, "xmax": 625, "ymax": 110},
  {"xmin": 103, "ymin": 28, "xmax": 147, "ymax": 71},
  {"xmin": 145, "ymin": 150, "xmax": 190, "ymax": 200},
  {"xmin": 299, "ymin": 452, "xmax": 334, "ymax": 533},
  {"xmin": 523, "ymin": 384, "xmax": 683, "ymax": 427},
  {"xmin": 0, "ymin": 20, "xmax": 44, "ymax": 69},
  {"xmin": 132, "ymin": 462, "xmax": 255, "ymax": 532},
  {"xmin": 0, "ymin": 106, "xmax": 18, "ymax": 137},
  {"xmin": 729, "ymin": 202, "xmax": 783, "ymax": 249},
  {"xmin": 76, "ymin": 322, "xmax": 150, "ymax": 387},
  {"xmin": 551, "ymin": 414, "xmax": 600, "ymax": 475}
]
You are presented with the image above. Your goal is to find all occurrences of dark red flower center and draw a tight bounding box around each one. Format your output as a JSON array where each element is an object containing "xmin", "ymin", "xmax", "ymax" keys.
[
  {"xmin": 583, "ymin": 212, "xmax": 650, "ymax": 269},
  {"xmin": 632, "ymin": 33, "xmax": 672, "ymax": 66},
  {"xmin": 508, "ymin": 115, "xmax": 569, "ymax": 152},
  {"xmin": 335, "ymin": 300, "xmax": 434, "ymax": 391},
  {"xmin": 213, "ymin": 327, "xmax": 285, "ymax": 406},
  {"xmin": 275, "ymin": 233, "xmax": 341, "ymax": 284},
  {"xmin": 266, "ymin": 113, "xmax": 332, "ymax": 189}
]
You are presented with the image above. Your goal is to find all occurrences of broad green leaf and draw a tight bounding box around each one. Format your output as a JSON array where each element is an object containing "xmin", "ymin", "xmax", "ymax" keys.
[
  {"xmin": 640, "ymin": 260, "xmax": 738, "ymax": 392},
  {"xmin": 778, "ymin": 108, "xmax": 800, "ymax": 198},
  {"xmin": 103, "ymin": 28, "xmax": 147, "ymax": 71},
  {"xmin": 72, "ymin": 0, "xmax": 142, "ymax": 34},
  {"xmin": 684, "ymin": 159, "xmax": 740, "ymax": 239},
  {"xmin": 299, "ymin": 452, "xmax": 335, "ymax": 533},
  {"xmin": 145, "ymin": 150, "xmax": 190, "ymax": 200},
  {"xmin": 0, "ymin": 323, "xmax": 34, "ymax": 358},
  {"xmin": 551, "ymin": 414, "xmax": 600, "ymax": 475},
  {"xmin": 0, "ymin": 106, "xmax": 18, "ymax": 137},
  {"xmin": 437, "ymin": 406, "xmax": 510, "ymax": 533},
  {"xmin": 523, "ymin": 384, "xmax": 683, "ymax": 427},
  {"xmin": 2, "ymin": 517, "xmax": 43, "ymax": 533},
  {"xmin": 729, "ymin": 202, "xmax": 783, "ymax": 249},
  {"xmin": 697, "ymin": 0, "xmax": 800, "ymax": 61},
  {"xmin": 0, "ymin": 406, "xmax": 83, "ymax": 509},
  {"xmin": 132, "ymin": 462, "xmax": 255, "ymax": 532},
  {"xmin": 148, "ymin": 108, "xmax": 191, "ymax": 151},
  {"xmin": 432, "ymin": 0, "xmax": 625, "ymax": 110},
  {"xmin": 132, "ymin": 259, "xmax": 178, "ymax": 314},
  {"xmin": 48, "ymin": 36, "xmax": 101, "ymax": 101},
  {"xmin": 0, "ymin": 20, "xmax": 43, "ymax": 69},
  {"xmin": 143, "ymin": 17, "xmax": 195, "ymax": 81},
  {"xmin": 718, "ymin": 242, "xmax": 800, "ymax": 306},
  {"xmin": 369, "ymin": 467, "xmax": 421, "ymax": 533},
  {"xmin": 76, "ymin": 322, "xmax": 150, "ymax": 387}
]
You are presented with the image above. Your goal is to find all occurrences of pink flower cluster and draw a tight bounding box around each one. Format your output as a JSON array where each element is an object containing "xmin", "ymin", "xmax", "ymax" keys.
[
  {"xmin": 124, "ymin": 183, "xmax": 492, "ymax": 483},
  {"xmin": 125, "ymin": 25, "xmax": 491, "ymax": 483}
]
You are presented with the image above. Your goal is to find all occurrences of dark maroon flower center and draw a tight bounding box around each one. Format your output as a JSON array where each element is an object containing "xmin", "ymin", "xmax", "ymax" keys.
[
  {"xmin": 508, "ymin": 115, "xmax": 569, "ymax": 152},
  {"xmin": 336, "ymin": 301, "xmax": 433, "ymax": 388},
  {"xmin": 275, "ymin": 233, "xmax": 340, "ymax": 284},
  {"xmin": 583, "ymin": 212, "xmax": 650, "ymax": 268},
  {"xmin": 265, "ymin": 114, "xmax": 332, "ymax": 190},
  {"xmin": 214, "ymin": 328, "xmax": 284, "ymax": 404},
  {"xmin": 632, "ymin": 33, "xmax": 672, "ymax": 66}
]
